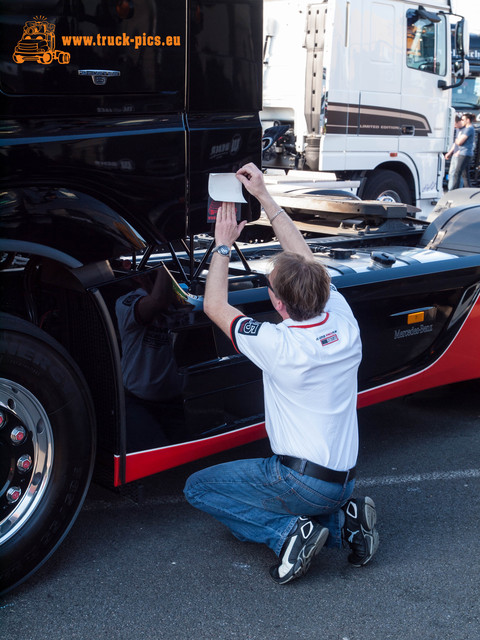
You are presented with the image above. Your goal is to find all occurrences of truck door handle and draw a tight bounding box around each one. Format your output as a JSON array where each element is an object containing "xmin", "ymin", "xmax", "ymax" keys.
[
  {"xmin": 401, "ymin": 124, "xmax": 415, "ymax": 135},
  {"xmin": 78, "ymin": 69, "xmax": 121, "ymax": 85}
]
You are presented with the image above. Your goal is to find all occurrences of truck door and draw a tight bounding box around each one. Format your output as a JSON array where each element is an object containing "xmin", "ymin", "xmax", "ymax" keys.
[
  {"xmin": 1, "ymin": 0, "xmax": 187, "ymax": 245},
  {"xmin": 312, "ymin": 0, "xmax": 404, "ymax": 170},
  {"xmin": 400, "ymin": 7, "xmax": 450, "ymax": 199},
  {"xmin": 343, "ymin": 0, "xmax": 402, "ymax": 163},
  {"xmin": 185, "ymin": 0, "xmax": 263, "ymax": 238},
  {"xmin": 2, "ymin": 0, "xmax": 185, "ymax": 99}
]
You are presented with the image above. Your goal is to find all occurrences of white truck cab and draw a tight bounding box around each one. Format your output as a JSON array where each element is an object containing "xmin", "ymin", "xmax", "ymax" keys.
[{"xmin": 262, "ymin": 0, "xmax": 468, "ymax": 214}]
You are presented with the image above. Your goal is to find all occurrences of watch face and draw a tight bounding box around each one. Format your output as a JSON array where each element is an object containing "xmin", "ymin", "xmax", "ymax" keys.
[{"xmin": 217, "ymin": 245, "xmax": 230, "ymax": 256}]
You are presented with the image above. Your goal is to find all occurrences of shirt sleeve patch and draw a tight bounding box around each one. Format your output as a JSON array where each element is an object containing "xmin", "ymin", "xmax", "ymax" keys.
[{"xmin": 238, "ymin": 318, "xmax": 262, "ymax": 336}]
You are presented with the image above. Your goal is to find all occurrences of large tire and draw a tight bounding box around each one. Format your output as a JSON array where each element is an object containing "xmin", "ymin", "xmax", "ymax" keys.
[
  {"xmin": 0, "ymin": 316, "xmax": 96, "ymax": 594},
  {"xmin": 362, "ymin": 170, "xmax": 413, "ymax": 205}
]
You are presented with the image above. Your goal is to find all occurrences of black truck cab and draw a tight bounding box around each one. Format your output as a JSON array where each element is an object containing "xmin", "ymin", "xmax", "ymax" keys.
[{"xmin": 0, "ymin": 0, "xmax": 263, "ymax": 594}]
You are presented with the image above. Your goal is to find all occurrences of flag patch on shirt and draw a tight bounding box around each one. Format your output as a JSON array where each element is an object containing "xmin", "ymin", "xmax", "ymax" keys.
[
  {"xmin": 238, "ymin": 318, "xmax": 261, "ymax": 336},
  {"xmin": 318, "ymin": 330, "xmax": 338, "ymax": 346}
]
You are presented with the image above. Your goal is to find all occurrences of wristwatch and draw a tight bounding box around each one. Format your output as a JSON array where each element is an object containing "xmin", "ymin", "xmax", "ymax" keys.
[{"xmin": 212, "ymin": 245, "xmax": 231, "ymax": 257}]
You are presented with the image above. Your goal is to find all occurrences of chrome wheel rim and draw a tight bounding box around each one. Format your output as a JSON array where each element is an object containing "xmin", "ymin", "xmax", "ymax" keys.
[
  {"xmin": 376, "ymin": 190, "xmax": 401, "ymax": 203},
  {"xmin": 0, "ymin": 379, "xmax": 54, "ymax": 545}
]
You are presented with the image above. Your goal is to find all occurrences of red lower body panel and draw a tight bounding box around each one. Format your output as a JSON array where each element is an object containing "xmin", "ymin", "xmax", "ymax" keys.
[
  {"xmin": 358, "ymin": 295, "xmax": 480, "ymax": 407},
  {"xmin": 116, "ymin": 296, "xmax": 480, "ymax": 486},
  {"xmin": 115, "ymin": 421, "xmax": 267, "ymax": 486}
]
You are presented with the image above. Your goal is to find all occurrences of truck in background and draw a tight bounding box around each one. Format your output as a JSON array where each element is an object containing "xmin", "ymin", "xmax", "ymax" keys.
[
  {"xmin": 451, "ymin": 31, "xmax": 480, "ymax": 186},
  {"xmin": 261, "ymin": 0, "xmax": 468, "ymax": 212},
  {"xmin": 452, "ymin": 32, "xmax": 480, "ymax": 120}
]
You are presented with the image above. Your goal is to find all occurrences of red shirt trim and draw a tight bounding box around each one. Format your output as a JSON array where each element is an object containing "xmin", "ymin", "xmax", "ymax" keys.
[
  {"xmin": 230, "ymin": 314, "xmax": 246, "ymax": 353},
  {"xmin": 286, "ymin": 313, "xmax": 329, "ymax": 328}
]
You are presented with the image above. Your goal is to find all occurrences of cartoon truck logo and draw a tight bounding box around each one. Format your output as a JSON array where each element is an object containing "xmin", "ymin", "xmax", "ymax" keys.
[{"xmin": 12, "ymin": 16, "xmax": 70, "ymax": 65}]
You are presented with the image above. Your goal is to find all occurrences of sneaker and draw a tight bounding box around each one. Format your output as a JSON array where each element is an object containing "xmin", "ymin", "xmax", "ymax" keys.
[
  {"xmin": 342, "ymin": 497, "xmax": 379, "ymax": 567},
  {"xmin": 269, "ymin": 517, "xmax": 329, "ymax": 584}
]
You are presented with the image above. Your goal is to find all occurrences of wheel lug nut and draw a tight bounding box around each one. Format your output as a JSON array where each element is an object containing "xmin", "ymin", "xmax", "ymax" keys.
[
  {"xmin": 7, "ymin": 487, "xmax": 22, "ymax": 504},
  {"xmin": 10, "ymin": 426, "xmax": 27, "ymax": 445},
  {"xmin": 17, "ymin": 454, "xmax": 33, "ymax": 473},
  {"xmin": 0, "ymin": 409, "xmax": 6, "ymax": 429}
]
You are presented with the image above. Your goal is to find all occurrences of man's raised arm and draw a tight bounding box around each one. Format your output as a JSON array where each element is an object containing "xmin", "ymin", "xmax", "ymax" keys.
[{"xmin": 236, "ymin": 163, "xmax": 313, "ymax": 260}]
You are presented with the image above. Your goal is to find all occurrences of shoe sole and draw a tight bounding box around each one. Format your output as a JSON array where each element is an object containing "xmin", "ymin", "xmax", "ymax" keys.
[
  {"xmin": 348, "ymin": 497, "xmax": 379, "ymax": 567},
  {"xmin": 270, "ymin": 526, "xmax": 329, "ymax": 585}
]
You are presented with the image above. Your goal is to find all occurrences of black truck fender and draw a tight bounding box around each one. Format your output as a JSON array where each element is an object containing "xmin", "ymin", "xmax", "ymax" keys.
[{"xmin": 0, "ymin": 186, "xmax": 147, "ymax": 265}]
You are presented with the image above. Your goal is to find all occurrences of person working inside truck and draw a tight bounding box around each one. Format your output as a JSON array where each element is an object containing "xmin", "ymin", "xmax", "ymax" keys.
[
  {"xmin": 446, "ymin": 113, "xmax": 476, "ymax": 191},
  {"xmin": 184, "ymin": 163, "xmax": 379, "ymax": 584},
  {"xmin": 115, "ymin": 264, "xmax": 184, "ymax": 450}
]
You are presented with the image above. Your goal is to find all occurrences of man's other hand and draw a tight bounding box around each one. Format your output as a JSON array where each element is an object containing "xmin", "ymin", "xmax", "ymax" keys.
[{"xmin": 215, "ymin": 202, "xmax": 247, "ymax": 247}]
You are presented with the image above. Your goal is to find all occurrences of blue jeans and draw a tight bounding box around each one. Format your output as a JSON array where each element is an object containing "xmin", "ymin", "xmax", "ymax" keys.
[
  {"xmin": 184, "ymin": 455, "xmax": 355, "ymax": 556},
  {"xmin": 448, "ymin": 154, "xmax": 471, "ymax": 190}
]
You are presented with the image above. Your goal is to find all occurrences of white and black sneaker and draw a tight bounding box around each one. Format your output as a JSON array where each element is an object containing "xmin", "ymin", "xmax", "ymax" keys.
[
  {"xmin": 270, "ymin": 517, "xmax": 329, "ymax": 585},
  {"xmin": 342, "ymin": 497, "xmax": 379, "ymax": 567}
]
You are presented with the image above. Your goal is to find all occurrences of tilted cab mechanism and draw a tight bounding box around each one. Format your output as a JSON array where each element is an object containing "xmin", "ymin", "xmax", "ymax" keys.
[{"xmin": 116, "ymin": 198, "xmax": 430, "ymax": 296}]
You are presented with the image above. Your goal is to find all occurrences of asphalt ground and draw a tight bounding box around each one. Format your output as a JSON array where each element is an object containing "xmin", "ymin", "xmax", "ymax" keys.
[{"xmin": 1, "ymin": 380, "xmax": 479, "ymax": 640}]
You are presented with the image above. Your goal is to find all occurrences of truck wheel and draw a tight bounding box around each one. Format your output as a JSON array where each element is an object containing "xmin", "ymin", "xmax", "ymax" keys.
[
  {"xmin": 12, "ymin": 54, "xmax": 24, "ymax": 64},
  {"xmin": 0, "ymin": 318, "xmax": 96, "ymax": 594},
  {"xmin": 362, "ymin": 170, "xmax": 412, "ymax": 205}
]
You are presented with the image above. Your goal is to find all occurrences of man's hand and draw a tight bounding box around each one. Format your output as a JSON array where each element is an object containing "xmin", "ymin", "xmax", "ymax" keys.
[
  {"xmin": 215, "ymin": 202, "xmax": 247, "ymax": 247},
  {"xmin": 236, "ymin": 162, "xmax": 312, "ymax": 259},
  {"xmin": 204, "ymin": 202, "xmax": 245, "ymax": 337},
  {"xmin": 236, "ymin": 163, "xmax": 271, "ymax": 202}
]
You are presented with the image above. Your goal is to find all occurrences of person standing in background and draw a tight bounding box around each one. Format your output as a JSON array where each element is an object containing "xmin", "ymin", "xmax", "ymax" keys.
[{"xmin": 447, "ymin": 113, "xmax": 476, "ymax": 190}]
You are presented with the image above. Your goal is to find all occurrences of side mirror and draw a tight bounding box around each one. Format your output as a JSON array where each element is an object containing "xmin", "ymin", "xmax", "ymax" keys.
[
  {"xmin": 417, "ymin": 5, "xmax": 440, "ymax": 24},
  {"xmin": 455, "ymin": 18, "xmax": 469, "ymax": 58},
  {"xmin": 439, "ymin": 17, "xmax": 468, "ymax": 90}
]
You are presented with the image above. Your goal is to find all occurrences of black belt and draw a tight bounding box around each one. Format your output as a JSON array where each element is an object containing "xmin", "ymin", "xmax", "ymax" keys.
[{"xmin": 279, "ymin": 455, "xmax": 356, "ymax": 483}]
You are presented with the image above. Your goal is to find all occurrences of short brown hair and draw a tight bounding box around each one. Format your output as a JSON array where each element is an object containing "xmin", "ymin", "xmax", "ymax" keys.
[{"xmin": 270, "ymin": 252, "xmax": 331, "ymax": 321}]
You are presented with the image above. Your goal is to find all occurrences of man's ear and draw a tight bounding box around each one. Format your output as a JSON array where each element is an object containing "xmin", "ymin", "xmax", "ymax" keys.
[{"xmin": 274, "ymin": 297, "xmax": 289, "ymax": 318}]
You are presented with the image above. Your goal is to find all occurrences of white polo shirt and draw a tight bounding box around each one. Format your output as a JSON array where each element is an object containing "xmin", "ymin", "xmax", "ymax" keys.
[{"xmin": 231, "ymin": 288, "xmax": 362, "ymax": 470}]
